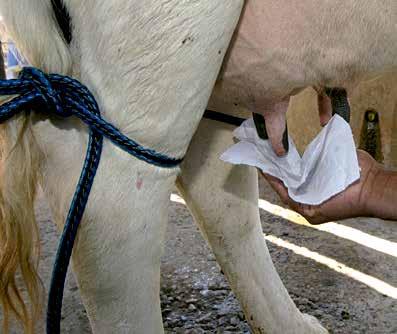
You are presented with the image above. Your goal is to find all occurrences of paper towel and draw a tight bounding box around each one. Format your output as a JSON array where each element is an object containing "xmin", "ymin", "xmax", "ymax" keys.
[{"xmin": 220, "ymin": 114, "xmax": 360, "ymax": 205}]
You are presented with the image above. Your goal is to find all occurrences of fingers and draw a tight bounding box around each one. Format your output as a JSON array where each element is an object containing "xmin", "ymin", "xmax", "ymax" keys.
[
  {"xmin": 318, "ymin": 88, "xmax": 351, "ymax": 126},
  {"xmin": 260, "ymin": 172, "xmax": 290, "ymax": 205},
  {"xmin": 261, "ymin": 172, "xmax": 328, "ymax": 224},
  {"xmin": 318, "ymin": 93, "xmax": 332, "ymax": 126}
]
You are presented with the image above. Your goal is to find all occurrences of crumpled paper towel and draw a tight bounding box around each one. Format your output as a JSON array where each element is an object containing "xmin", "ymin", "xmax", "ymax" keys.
[{"xmin": 220, "ymin": 114, "xmax": 360, "ymax": 205}]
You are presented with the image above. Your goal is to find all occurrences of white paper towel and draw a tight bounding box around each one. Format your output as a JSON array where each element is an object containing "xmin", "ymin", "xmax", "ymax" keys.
[{"xmin": 220, "ymin": 114, "xmax": 360, "ymax": 205}]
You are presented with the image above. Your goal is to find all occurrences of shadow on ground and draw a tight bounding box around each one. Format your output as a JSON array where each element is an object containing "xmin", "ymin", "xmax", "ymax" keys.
[{"xmin": 2, "ymin": 178, "xmax": 396, "ymax": 334}]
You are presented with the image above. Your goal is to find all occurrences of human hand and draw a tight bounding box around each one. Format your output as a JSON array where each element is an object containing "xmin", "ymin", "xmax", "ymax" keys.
[{"xmin": 261, "ymin": 150, "xmax": 380, "ymax": 224}]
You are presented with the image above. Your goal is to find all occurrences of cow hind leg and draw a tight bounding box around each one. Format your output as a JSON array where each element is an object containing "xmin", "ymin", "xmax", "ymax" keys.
[
  {"xmin": 36, "ymin": 125, "xmax": 177, "ymax": 333},
  {"xmin": 177, "ymin": 119, "xmax": 328, "ymax": 334}
]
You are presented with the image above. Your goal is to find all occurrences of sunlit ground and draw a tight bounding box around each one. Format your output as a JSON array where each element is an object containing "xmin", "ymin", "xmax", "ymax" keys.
[
  {"xmin": 258, "ymin": 199, "xmax": 397, "ymax": 258},
  {"xmin": 170, "ymin": 193, "xmax": 397, "ymax": 300}
]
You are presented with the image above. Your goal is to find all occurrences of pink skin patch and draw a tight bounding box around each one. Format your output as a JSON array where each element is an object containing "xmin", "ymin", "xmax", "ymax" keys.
[{"xmin": 136, "ymin": 174, "xmax": 143, "ymax": 190}]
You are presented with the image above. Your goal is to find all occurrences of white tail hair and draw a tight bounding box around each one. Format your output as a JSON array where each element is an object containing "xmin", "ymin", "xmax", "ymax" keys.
[{"xmin": 0, "ymin": 0, "xmax": 71, "ymax": 332}]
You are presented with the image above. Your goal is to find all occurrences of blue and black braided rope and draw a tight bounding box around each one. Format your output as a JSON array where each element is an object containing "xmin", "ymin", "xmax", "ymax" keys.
[{"xmin": 0, "ymin": 67, "xmax": 182, "ymax": 334}]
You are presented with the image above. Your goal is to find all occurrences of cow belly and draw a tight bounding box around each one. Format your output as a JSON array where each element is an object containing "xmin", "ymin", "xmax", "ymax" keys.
[{"xmin": 214, "ymin": 0, "xmax": 397, "ymax": 114}]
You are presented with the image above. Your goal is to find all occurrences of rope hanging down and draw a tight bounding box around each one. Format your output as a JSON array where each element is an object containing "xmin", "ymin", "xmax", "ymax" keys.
[{"xmin": 0, "ymin": 67, "xmax": 182, "ymax": 334}]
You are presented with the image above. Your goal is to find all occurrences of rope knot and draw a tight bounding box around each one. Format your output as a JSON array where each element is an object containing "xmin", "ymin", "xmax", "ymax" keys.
[{"xmin": 19, "ymin": 67, "xmax": 71, "ymax": 117}]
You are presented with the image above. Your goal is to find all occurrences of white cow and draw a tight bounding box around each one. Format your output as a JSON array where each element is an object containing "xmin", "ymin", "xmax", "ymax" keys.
[{"xmin": 0, "ymin": 1, "xmax": 395, "ymax": 333}]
